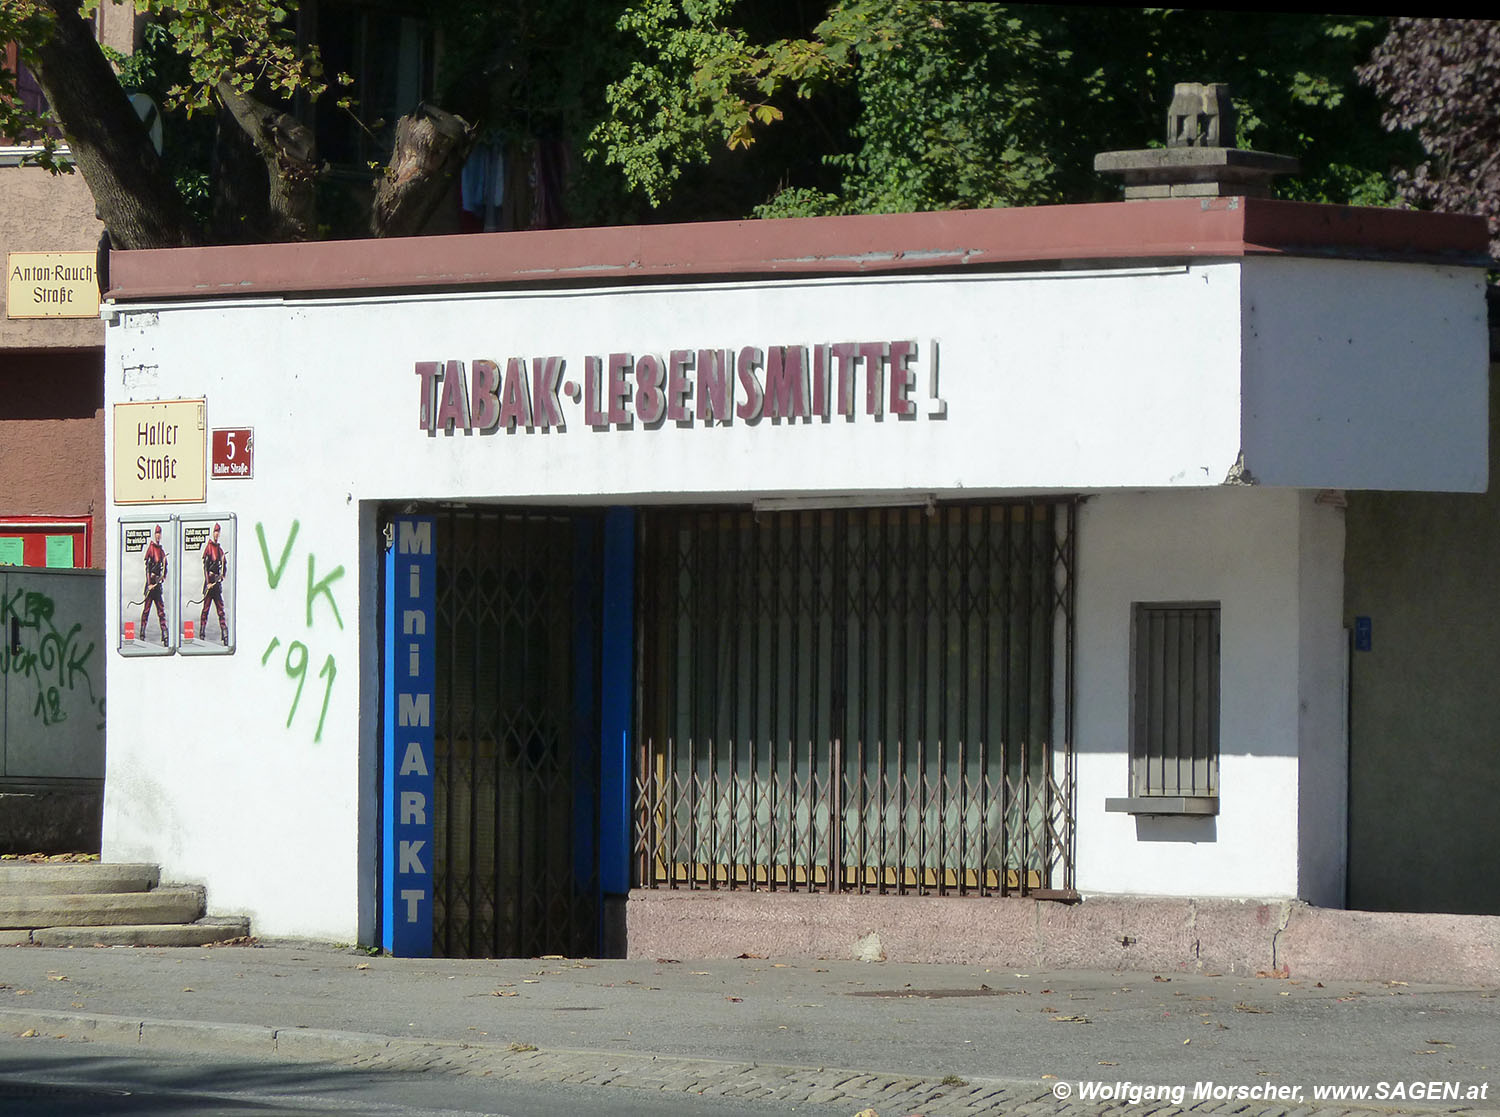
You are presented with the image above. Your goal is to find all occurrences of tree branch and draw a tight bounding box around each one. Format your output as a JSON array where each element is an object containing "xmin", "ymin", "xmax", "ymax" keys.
[
  {"xmin": 30, "ymin": 0, "xmax": 198, "ymax": 249},
  {"xmin": 216, "ymin": 80, "xmax": 319, "ymax": 242}
]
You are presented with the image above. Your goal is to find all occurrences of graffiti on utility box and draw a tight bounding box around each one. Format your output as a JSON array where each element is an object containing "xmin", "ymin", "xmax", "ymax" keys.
[
  {"xmin": 1, "ymin": 582, "xmax": 102, "ymax": 729},
  {"xmin": 1, "ymin": 568, "xmax": 106, "ymax": 786}
]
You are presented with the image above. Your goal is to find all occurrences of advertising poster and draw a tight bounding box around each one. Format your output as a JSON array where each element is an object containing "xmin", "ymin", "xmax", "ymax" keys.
[
  {"xmin": 118, "ymin": 517, "xmax": 178, "ymax": 655},
  {"xmin": 178, "ymin": 514, "xmax": 236, "ymax": 655}
]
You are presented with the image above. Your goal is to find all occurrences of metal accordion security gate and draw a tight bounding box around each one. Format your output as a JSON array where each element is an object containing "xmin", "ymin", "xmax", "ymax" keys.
[
  {"xmin": 428, "ymin": 508, "xmax": 603, "ymax": 958},
  {"xmin": 634, "ymin": 500, "xmax": 1076, "ymax": 897}
]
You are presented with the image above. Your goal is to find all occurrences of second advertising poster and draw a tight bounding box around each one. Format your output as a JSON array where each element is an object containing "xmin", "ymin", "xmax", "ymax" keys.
[{"xmin": 179, "ymin": 514, "xmax": 236, "ymax": 655}]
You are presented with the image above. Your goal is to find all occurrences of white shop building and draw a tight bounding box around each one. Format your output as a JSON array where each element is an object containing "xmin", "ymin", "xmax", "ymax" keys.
[{"xmin": 99, "ymin": 198, "xmax": 1490, "ymax": 956}]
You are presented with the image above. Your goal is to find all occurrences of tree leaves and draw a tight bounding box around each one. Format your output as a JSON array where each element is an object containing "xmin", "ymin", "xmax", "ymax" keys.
[
  {"xmin": 1360, "ymin": 18, "xmax": 1500, "ymax": 257},
  {"xmin": 591, "ymin": 2, "xmax": 1416, "ymax": 219},
  {"xmin": 140, "ymin": 0, "xmax": 326, "ymax": 115}
]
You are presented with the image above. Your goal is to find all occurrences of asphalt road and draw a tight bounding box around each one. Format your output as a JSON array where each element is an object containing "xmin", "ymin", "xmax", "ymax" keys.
[
  {"xmin": 0, "ymin": 1039, "xmax": 850, "ymax": 1117},
  {"xmin": 3, "ymin": 945, "xmax": 1496, "ymax": 1086},
  {"xmin": 2, "ymin": 944, "xmax": 1497, "ymax": 1115}
]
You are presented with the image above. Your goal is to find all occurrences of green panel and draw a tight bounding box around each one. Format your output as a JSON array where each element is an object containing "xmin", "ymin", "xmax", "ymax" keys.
[{"xmin": 45, "ymin": 535, "xmax": 75, "ymax": 568}]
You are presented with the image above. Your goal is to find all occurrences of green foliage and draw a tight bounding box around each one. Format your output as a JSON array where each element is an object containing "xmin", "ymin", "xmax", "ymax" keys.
[
  {"xmin": 99, "ymin": 0, "xmax": 330, "ymax": 114},
  {"xmin": 589, "ymin": 0, "xmax": 754, "ymax": 206},
  {"xmin": 2, "ymin": 0, "xmax": 1434, "ymax": 242},
  {"xmin": 3, "ymin": 0, "xmax": 338, "ymax": 179},
  {"xmin": 426, "ymin": 0, "xmax": 634, "ymax": 226},
  {"xmin": 0, "ymin": 0, "xmax": 70, "ymax": 171},
  {"xmin": 751, "ymin": 185, "xmax": 838, "ymax": 219},
  {"xmin": 807, "ymin": 1, "xmax": 1066, "ymax": 214},
  {"xmin": 104, "ymin": 20, "xmax": 215, "ymax": 222},
  {"xmin": 591, "ymin": 3, "xmax": 1419, "ymax": 218}
]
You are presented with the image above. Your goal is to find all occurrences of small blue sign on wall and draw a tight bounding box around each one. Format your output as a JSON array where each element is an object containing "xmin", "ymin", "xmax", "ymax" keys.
[
  {"xmin": 383, "ymin": 517, "xmax": 436, "ymax": 956},
  {"xmin": 1354, "ymin": 615, "xmax": 1372, "ymax": 653}
]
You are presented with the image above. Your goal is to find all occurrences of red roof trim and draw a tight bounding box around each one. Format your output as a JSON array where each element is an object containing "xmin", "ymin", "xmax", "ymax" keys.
[{"xmin": 105, "ymin": 197, "xmax": 1490, "ymax": 303}]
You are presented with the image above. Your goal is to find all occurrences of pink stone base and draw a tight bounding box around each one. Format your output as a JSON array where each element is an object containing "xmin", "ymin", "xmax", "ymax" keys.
[{"xmin": 623, "ymin": 890, "xmax": 1500, "ymax": 986}]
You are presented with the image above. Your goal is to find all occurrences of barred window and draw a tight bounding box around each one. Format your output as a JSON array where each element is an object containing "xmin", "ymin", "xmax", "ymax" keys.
[
  {"xmin": 635, "ymin": 501, "xmax": 1075, "ymax": 897},
  {"xmin": 1124, "ymin": 602, "xmax": 1219, "ymax": 809}
]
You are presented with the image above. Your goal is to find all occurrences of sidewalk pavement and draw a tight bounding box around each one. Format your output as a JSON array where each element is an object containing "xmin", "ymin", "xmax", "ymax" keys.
[{"xmin": 1, "ymin": 940, "xmax": 1497, "ymax": 1116}]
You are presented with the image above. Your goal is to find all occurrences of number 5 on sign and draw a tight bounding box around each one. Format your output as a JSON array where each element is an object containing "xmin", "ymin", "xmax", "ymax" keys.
[{"xmin": 211, "ymin": 427, "xmax": 255, "ymax": 480}]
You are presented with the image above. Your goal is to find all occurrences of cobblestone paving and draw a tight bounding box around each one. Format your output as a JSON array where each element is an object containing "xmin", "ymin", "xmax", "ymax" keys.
[{"xmin": 323, "ymin": 1034, "xmax": 1498, "ymax": 1117}]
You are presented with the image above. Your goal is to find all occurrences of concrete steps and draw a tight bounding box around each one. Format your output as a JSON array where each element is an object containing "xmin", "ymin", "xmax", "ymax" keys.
[
  {"xmin": 30, "ymin": 917, "xmax": 251, "ymax": 947},
  {"xmin": 0, "ymin": 861, "xmax": 160, "ymax": 896},
  {"xmin": 0, "ymin": 862, "xmax": 250, "ymax": 947}
]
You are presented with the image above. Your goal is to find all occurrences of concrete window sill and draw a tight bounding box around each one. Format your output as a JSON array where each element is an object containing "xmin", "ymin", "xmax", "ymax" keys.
[
  {"xmin": 1104, "ymin": 796, "xmax": 1219, "ymax": 816},
  {"xmin": 0, "ymin": 144, "xmax": 73, "ymax": 168}
]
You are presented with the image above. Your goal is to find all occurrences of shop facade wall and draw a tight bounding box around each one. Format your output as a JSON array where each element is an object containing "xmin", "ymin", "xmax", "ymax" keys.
[
  {"xmin": 1, "ymin": 166, "xmax": 106, "ymax": 563},
  {"xmin": 2, "ymin": 156, "xmax": 111, "ymax": 852},
  {"xmin": 1074, "ymin": 487, "xmax": 1346, "ymax": 904},
  {"xmin": 0, "ymin": 168, "xmax": 104, "ymax": 351},
  {"xmin": 99, "ymin": 473, "xmax": 365, "ymax": 940},
  {"xmin": 98, "ymin": 264, "xmax": 1254, "ymax": 940},
  {"xmin": 97, "ymin": 245, "xmax": 1466, "ymax": 939},
  {"xmin": 0, "ymin": 349, "xmax": 105, "ymax": 568},
  {"xmin": 1343, "ymin": 357, "xmax": 1500, "ymax": 917}
]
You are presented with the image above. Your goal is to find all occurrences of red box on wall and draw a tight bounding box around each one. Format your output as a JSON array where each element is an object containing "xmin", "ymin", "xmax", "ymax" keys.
[{"xmin": 211, "ymin": 428, "xmax": 254, "ymax": 480}]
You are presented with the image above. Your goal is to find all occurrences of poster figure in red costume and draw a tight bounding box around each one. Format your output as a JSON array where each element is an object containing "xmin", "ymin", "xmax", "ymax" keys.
[
  {"xmin": 200, "ymin": 521, "xmax": 229, "ymax": 645},
  {"xmin": 141, "ymin": 524, "xmax": 169, "ymax": 645}
]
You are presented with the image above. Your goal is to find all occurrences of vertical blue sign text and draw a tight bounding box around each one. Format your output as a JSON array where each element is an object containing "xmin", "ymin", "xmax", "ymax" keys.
[{"xmin": 383, "ymin": 516, "xmax": 435, "ymax": 956}]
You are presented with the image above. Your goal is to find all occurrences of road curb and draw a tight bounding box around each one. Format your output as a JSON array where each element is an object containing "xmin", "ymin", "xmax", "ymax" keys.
[
  {"xmin": 4, "ymin": 1007, "xmax": 1496, "ymax": 1116},
  {"xmin": 272, "ymin": 1025, "xmax": 395, "ymax": 1062},
  {"xmin": 0, "ymin": 1008, "xmax": 143, "ymax": 1047},
  {"xmin": 0, "ymin": 1007, "xmax": 1026, "ymax": 1113},
  {"xmin": 140, "ymin": 1016, "xmax": 276, "ymax": 1055}
]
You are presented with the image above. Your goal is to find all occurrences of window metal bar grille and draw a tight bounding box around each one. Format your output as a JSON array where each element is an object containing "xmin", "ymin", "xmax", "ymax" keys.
[
  {"xmin": 1131, "ymin": 603, "xmax": 1219, "ymax": 798},
  {"xmin": 635, "ymin": 500, "xmax": 1076, "ymax": 896},
  {"xmin": 431, "ymin": 508, "xmax": 602, "ymax": 958}
]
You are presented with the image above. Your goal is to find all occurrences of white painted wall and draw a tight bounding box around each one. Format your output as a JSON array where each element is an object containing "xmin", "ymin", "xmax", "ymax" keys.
[
  {"xmin": 1241, "ymin": 258, "xmax": 1488, "ymax": 492},
  {"xmin": 1074, "ymin": 488, "xmax": 1345, "ymax": 900},
  {"xmin": 101, "ymin": 447, "xmax": 363, "ymax": 940},
  {"xmin": 100, "ymin": 255, "xmax": 1462, "ymax": 938},
  {"xmin": 107, "ymin": 264, "xmax": 1250, "ymax": 504}
]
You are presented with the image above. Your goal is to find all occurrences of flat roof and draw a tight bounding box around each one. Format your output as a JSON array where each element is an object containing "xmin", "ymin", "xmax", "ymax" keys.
[{"xmin": 105, "ymin": 196, "xmax": 1490, "ymax": 304}]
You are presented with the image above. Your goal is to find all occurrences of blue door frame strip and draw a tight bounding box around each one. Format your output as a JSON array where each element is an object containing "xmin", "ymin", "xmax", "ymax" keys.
[
  {"xmin": 599, "ymin": 508, "xmax": 635, "ymax": 897},
  {"xmin": 382, "ymin": 516, "xmax": 436, "ymax": 956},
  {"xmin": 571, "ymin": 518, "xmax": 600, "ymax": 948}
]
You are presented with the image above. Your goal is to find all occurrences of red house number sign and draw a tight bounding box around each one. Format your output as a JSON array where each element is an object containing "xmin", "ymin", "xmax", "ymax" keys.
[{"xmin": 211, "ymin": 428, "xmax": 254, "ymax": 479}]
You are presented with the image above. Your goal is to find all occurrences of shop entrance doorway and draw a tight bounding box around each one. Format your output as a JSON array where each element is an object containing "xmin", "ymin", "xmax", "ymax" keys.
[{"xmin": 426, "ymin": 508, "xmax": 603, "ymax": 957}]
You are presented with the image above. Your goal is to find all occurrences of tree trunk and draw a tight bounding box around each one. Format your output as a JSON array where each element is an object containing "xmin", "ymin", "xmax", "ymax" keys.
[
  {"xmin": 215, "ymin": 82, "xmax": 319, "ymax": 243},
  {"xmin": 211, "ymin": 112, "xmax": 273, "ymax": 244},
  {"xmin": 30, "ymin": 0, "xmax": 198, "ymax": 249},
  {"xmin": 371, "ymin": 103, "xmax": 476, "ymax": 238}
]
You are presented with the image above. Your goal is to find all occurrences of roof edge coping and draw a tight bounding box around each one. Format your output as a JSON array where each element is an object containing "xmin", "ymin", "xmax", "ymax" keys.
[{"xmin": 104, "ymin": 197, "xmax": 1491, "ymax": 305}]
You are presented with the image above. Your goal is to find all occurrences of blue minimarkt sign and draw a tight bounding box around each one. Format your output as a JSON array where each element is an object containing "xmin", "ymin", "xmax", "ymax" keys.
[{"xmin": 383, "ymin": 517, "xmax": 435, "ymax": 955}]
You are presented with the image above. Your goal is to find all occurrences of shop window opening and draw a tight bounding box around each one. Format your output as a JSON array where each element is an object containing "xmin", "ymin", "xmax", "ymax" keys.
[
  {"xmin": 0, "ymin": 519, "xmax": 91, "ymax": 568},
  {"xmin": 635, "ymin": 501, "xmax": 1076, "ymax": 897},
  {"xmin": 1107, "ymin": 601, "xmax": 1220, "ymax": 817}
]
